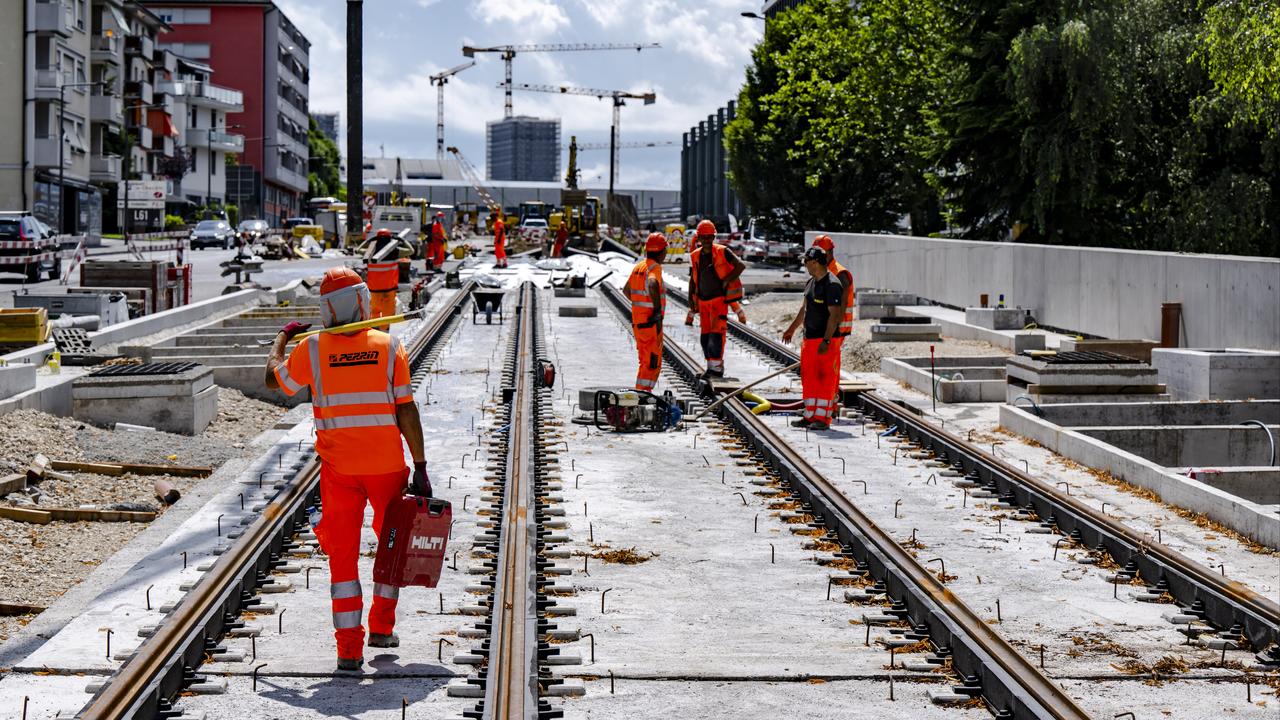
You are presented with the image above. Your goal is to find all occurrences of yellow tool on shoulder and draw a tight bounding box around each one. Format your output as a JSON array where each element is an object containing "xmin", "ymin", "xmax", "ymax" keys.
[{"xmin": 257, "ymin": 309, "xmax": 427, "ymax": 345}]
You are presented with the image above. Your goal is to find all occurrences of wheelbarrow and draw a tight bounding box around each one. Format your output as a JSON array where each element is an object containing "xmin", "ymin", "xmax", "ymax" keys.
[{"xmin": 472, "ymin": 289, "xmax": 508, "ymax": 325}]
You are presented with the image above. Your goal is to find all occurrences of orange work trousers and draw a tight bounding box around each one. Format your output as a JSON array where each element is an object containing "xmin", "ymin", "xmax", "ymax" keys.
[
  {"xmin": 633, "ymin": 324, "xmax": 662, "ymax": 392},
  {"xmin": 551, "ymin": 240, "xmax": 566, "ymax": 258},
  {"xmin": 831, "ymin": 335, "xmax": 845, "ymax": 408},
  {"xmin": 370, "ymin": 289, "xmax": 397, "ymax": 332},
  {"xmin": 801, "ymin": 338, "xmax": 840, "ymax": 426},
  {"xmin": 316, "ymin": 464, "xmax": 408, "ymax": 660},
  {"xmin": 433, "ymin": 242, "xmax": 446, "ymax": 269},
  {"xmin": 697, "ymin": 296, "xmax": 728, "ymax": 375},
  {"xmin": 494, "ymin": 237, "xmax": 507, "ymax": 267}
]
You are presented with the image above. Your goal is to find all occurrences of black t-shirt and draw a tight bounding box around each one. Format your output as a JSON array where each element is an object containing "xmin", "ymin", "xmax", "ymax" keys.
[
  {"xmin": 696, "ymin": 247, "xmax": 735, "ymax": 301},
  {"xmin": 804, "ymin": 272, "xmax": 845, "ymax": 339}
]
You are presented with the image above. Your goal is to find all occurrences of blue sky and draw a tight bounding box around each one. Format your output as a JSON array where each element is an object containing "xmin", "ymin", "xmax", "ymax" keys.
[{"xmin": 275, "ymin": 0, "xmax": 765, "ymax": 189}]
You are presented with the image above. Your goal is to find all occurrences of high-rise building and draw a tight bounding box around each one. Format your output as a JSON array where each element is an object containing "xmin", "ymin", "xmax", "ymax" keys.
[
  {"xmin": 486, "ymin": 116, "xmax": 560, "ymax": 182},
  {"xmin": 145, "ymin": 1, "xmax": 310, "ymax": 224},
  {"xmin": 681, "ymin": 100, "xmax": 745, "ymax": 224},
  {"xmin": 311, "ymin": 111, "xmax": 338, "ymax": 144}
]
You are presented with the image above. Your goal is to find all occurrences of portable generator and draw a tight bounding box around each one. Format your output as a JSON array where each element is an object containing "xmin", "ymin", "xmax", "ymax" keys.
[{"xmin": 593, "ymin": 389, "xmax": 683, "ymax": 432}]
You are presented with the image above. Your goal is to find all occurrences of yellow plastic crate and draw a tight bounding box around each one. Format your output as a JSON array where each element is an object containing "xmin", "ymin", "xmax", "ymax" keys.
[{"xmin": 0, "ymin": 308, "xmax": 49, "ymax": 344}]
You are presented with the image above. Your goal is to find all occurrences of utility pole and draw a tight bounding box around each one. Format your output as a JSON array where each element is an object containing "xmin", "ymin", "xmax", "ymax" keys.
[{"xmin": 345, "ymin": 0, "xmax": 363, "ymax": 246}]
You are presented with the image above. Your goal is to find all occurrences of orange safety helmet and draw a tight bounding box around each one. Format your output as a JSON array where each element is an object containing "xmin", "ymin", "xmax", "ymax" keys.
[
  {"xmin": 319, "ymin": 267, "xmax": 370, "ymax": 328},
  {"xmin": 436, "ymin": 211, "xmax": 445, "ymax": 218},
  {"xmin": 696, "ymin": 219, "xmax": 717, "ymax": 237},
  {"xmin": 645, "ymin": 232, "xmax": 668, "ymax": 252},
  {"xmin": 812, "ymin": 234, "xmax": 835, "ymax": 251},
  {"xmin": 375, "ymin": 228, "xmax": 393, "ymax": 238}
]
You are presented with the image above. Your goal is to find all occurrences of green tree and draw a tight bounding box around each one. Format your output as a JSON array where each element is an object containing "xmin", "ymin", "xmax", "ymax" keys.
[
  {"xmin": 1200, "ymin": 0, "xmax": 1280, "ymax": 126},
  {"xmin": 724, "ymin": 0, "xmax": 948, "ymax": 238},
  {"xmin": 307, "ymin": 116, "xmax": 342, "ymax": 199}
]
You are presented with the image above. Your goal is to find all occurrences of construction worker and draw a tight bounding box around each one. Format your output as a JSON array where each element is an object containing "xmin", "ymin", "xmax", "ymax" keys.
[
  {"xmin": 782, "ymin": 247, "xmax": 845, "ymax": 430},
  {"xmin": 811, "ymin": 234, "xmax": 854, "ymax": 381},
  {"xmin": 552, "ymin": 220, "xmax": 569, "ymax": 258},
  {"xmin": 429, "ymin": 211, "xmax": 448, "ymax": 271},
  {"xmin": 492, "ymin": 211, "xmax": 508, "ymax": 269},
  {"xmin": 264, "ymin": 267, "xmax": 431, "ymax": 671},
  {"xmin": 365, "ymin": 228, "xmax": 400, "ymax": 331},
  {"xmin": 686, "ymin": 220, "xmax": 745, "ymax": 378},
  {"xmin": 628, "ymin": 232, "xmax": 668, "ymax": 392}
]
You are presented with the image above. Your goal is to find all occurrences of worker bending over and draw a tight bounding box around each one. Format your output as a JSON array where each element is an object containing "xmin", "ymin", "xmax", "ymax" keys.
[
  {"xmin": 782, "ymin": 247, "xmax": 845, "ymax": 430},
  {"xmin": 811, "ymin": 234, "xmax": 854, "ymax": 381},
  {"xmin": 628, "ymin": 232, "xmax": 668, "ymax": 392},
  {"xmin": 365, "ymin": 228, "xmax": 400, "ymax": 331},
  {"xmin": 265, "ymin": 268, "xmax": 432, "ymax": 671},
  {"xmin": 491, "ymin": 211, "xmax": 508, "ymax": 268},
  {"xmin": 428, "ymin": 212, "xmax": 448, "ymax": 271},
  {"xmin": 686, "ymin": 220, "xmax": 745, "ymax": 378}
]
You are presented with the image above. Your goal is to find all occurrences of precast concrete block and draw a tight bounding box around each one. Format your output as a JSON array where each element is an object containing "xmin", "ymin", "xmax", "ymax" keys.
[
  {"xmin": 557, "ymin": 304, "xmax": 597, "ymax": 318},
  {"xmin": 1151, "ymin": 348, "xmax": 1280, "ymax": 401},
  {"xmin": 554, "ymin": 287, "xmax": 586, "ymax": 298},
  {"xmin": 72, "ymin": 365, "xmax": 218, "ymax": 435},
  {"xmin": 0, "ymin": 364, "xmax": 37, "ymax": 400},
  {"xmin": 870, "ymin": 323, "xmax": 941, "ymax": 342},
  {"xmin": 964, "ymin": 307, "xmax": 1030, "ymax": 330}
]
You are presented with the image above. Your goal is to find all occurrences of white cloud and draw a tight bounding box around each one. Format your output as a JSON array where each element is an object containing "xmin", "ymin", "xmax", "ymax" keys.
[{"xmin": 470, "ymin": 0, "xmax": 568, "ymax": 38}]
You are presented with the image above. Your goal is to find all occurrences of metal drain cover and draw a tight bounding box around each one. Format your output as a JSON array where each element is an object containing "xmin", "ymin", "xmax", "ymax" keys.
[
  {"xmin": 89, "ymin": 361, "xmax": 202, "ymax": 376},
  {"xmin": 1040, "ymin": 351, "xmax": 1141, "ymax": 364}
]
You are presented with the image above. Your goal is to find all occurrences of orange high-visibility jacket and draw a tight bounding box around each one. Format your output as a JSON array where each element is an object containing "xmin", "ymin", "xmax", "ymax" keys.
[
  {"xmin": 431, "ymin": 222, "xmax": 446, "ymax": 243},
  {"xmin": 627, "ymin": 258, "xmax": 665, "ymax": 326},
  {"xmin": 274, "ymin": 330, "xmax": 413, "ymax": 475},
  {"xmin": 689, "ymin": 243, "xmax": 743, "ymax": 303},
  {"xmin": 829, "ymin": 259, "xmax": 855, "ymax": 336},
  {"xmin": 366, "ymin": 261, "xmax": 399, "ymax": 292}
]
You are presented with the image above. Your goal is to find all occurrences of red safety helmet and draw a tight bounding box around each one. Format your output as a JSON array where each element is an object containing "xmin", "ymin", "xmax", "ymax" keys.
[
  {"xmin": 812, "ymin": 234, "xmax": 835, "ymax": 251},
  {"xmin": 375, "ymin": 227, "xmax": 393, "ymax": 238},
  {"xmin": 645, "ymin": 232, "xmax": 668, "ymax": 252},
  {"xmin": 696, "ymin": 219, "xmax": 717, "ymax": 237},
  {"xmin": 436, "ymin": 211, "xmax": 445, "ymax": 218}
]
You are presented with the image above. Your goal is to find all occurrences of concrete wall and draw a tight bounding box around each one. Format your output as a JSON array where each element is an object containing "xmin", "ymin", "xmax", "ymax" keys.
[
  {"xmin": 820, "ymin": 233, "xmax": 1280, "ymax": 350},
  {"xmin": 1037, "ymin": 400, "xmax": 1280, "ymax": 427},
  {"xmin": 0, "ymin": 1, "xmax": 33, "ymax": 210}
]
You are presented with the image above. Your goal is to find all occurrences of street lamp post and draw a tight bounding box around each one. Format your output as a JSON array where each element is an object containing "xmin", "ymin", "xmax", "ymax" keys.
[{"xmin": 56, "ymin": 80, "xmax": 104, "ymax": 233}]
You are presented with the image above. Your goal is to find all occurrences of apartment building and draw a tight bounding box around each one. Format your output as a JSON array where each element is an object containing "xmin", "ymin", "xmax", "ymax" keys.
[
  {"xmin": 160, "ymin": 55, "xmax": 244, "ymax": 207},
  {"xmin": 147, "ymin": 1, "xmax": 310, "ymax": 225}
]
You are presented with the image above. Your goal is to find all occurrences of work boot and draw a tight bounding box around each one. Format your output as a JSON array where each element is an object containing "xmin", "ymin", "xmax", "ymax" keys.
[
  {"xmin": 791, "ymin": 417, "xmax": 811, "ymax": 428},
  {"xmin": 369, "ymin": 632, "xmax": 400, "ymax": 648},
  {"xmin": 809, "ymin": 421, "xmax": 831, "ymax": 431},
  {"xmin": 336, "ymin": 657, "xmax": 364, "ymax": 672}
]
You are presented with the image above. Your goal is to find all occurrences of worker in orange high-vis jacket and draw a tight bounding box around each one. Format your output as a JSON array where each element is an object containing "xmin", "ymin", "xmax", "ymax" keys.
[
  {"xmin": 429, "ymin": 212, "xmax": 448, "ymax": 270},
  {"xmin": 365, "ymin": 228, "xmax": 400, "ymax": 331},
  {"xmin": 782, "ymin": 247, "xmax": 845, "ymax": 430},
  {"xmin": 811, "ymin": 234, "xmax": 854, "ymax": 391},
  {"xmin": 628, "ymin": 232, "xmax": 668, "ymax": 392},
  {"xmin": 491, "ymin": 211, "xmax": 508, "ymax": 268},
  {"xmin": 264, "ymin": 267, "xmax": 431, "ymax": 673},
  {"xmin": 552, "ymin": 221, "xmax": 569, "ymax": 258},
  {"xmin": 686, "ymin": 220, "xmax": 745, "ymax": 378}
]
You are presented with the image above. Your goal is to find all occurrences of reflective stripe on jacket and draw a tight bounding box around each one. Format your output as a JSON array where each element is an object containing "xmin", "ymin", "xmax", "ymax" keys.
[
  {"xmin": 829, "ymin": 260, "xmax": 855, "ymax": 336},
  {"xmin": 366, "ymin": 261, "xmax": 400, "ymax": 292},
  {"xmin": 627, "ymin": 258, "xmax": 665, "ymax": 326}
]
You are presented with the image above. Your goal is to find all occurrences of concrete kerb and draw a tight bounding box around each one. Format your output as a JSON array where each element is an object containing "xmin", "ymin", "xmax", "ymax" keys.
[
  {"xmin": 895, "ymin": 306, "xmax": 1049, "ymax": 353},
  {"xmin": 880, "ymin": 356, "xmax": 1006, "ymax": 403},
  {"xmin": 998, "ymin": 404, "xmax": 1280, "ymax": 548}
]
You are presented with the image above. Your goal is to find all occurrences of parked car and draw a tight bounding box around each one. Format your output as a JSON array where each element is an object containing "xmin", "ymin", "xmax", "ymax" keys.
[
  {"xmin": 190, "ymin": 219, "xmax": 236, "ymax": 250},
  {"xmin": 0, "ymin": 211, "xmax": 60, "ymax": 281},
  {"xmin": 237, "ymin": 219, "xmax": 269, "ymax": 242},
  {"xmin": 282, "ymin": 217, "xmax": 315, "ymax": 230}
]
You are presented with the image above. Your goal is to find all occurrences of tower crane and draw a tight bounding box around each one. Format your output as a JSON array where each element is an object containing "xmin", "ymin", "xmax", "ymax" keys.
[
  {"xmin": 446, "ymin": 146, "xmax": 501, "ymax": 215},
  {"xmin": 509, "ymin": 83, "xmax": 656, "ymax": 199},
  {"xmin": 462, "ymin": 43, "xmax": 660, "ymax": 118},
  {"xmin": 568, "ymin": 140, "xmax": 676, "ymax": 151},
  {"xmin": 430, "ymin": 61, "xmax": 475, "ymax": 163}
]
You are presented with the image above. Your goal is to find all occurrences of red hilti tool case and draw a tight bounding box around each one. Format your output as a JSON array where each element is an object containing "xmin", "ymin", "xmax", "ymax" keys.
[{"xmin": 373, "ymin": 495, "xmax": 451, "ymax": 588}]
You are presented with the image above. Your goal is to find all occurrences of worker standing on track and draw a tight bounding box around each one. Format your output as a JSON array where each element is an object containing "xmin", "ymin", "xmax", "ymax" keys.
[
  {"xmin": 264, "ymin": 267, "xmax": 431, "ymax": 672},
  {"xmin": 552, "ymin": 220, "xmax": 569, "ymax": 258},
  {"xmin": 782, "ymin": 247, "xmax": 845, "ymax": 430},
  {"xmin": 491, "ymin": 211, "xmax": 508, "ymax": 268},
  {"xmin": 628, "ymin": 232, "xmax": 668, "ymax": 392},
  {"xmin": 686, "ymin": 220, "xmax": 745, "ymax": 378},
  {"xmin": 811, "ymin": 234, "xmax": 854, "ymax": 384},
  {"xmin": 429, "ymin": 211, "xmax": 448, "ymax": 271},
  {"xmin": 365, "ymin": 228, "xmax": 400, "ymax": 332}
]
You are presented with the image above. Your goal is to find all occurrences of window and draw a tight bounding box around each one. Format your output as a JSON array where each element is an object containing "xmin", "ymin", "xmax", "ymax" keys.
[
  {"xmin": 151, "ymin": 8, "xmax": 209, "ymax": 24},
  {"xmin": 75, "ymin": 0, "xmax": 86, "ymax": 30}
]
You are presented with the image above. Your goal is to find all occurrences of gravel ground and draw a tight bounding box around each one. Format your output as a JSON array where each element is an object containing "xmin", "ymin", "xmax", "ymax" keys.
[
  {"xmin": 0, "ymin": 387, "xmax": 286, "ymax": 639},
  {"xmin": 743, "ymin": 292, "xmax": 1009, "ymax": 372}
]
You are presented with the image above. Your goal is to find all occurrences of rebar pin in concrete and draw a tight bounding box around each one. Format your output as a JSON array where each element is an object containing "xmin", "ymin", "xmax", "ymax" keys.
[
  {"xmin": 103, "ymin": 627, "xmax": 112, "ymax": 659},
  {"xmin": 145, "ymin": 584, "xmax": 153, "ymax": 610},
  {"xmin": 925, "ymin": 557, "xmax": 946, "ymax": 581},
  {"xmin": 601, "ymin": 588, "xmax": 612, "ymax": 613},
  {"xmin": 252, "ymin": 663, "xmax": 267, "ymax": 692},
  {"xmin": 438, "ymin": 638, "xmax": 454, "ymax": 662},
  {"xmin": 305, "ymin": 567, "xmax": 315, "ymax": 589},
  {"xmin": 734, "ymin": 492, "xmax": 748, "ymax": 506},
  {"xmin": 770, "ymin": 544, "xmax": 775, "ymax": 564},
  {"xmin": 893, "ymin": 499, "xmax": 902, "ymax": 518}
]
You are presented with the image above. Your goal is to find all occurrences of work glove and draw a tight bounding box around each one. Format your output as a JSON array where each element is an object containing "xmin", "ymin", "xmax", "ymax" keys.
[
  {"xmin": 410, "ymin": 461, "xmax": 432, "ymax": 498},
  {"xmin": 684, "ymin": 310, "xmax": 695, "ymax": 326},
  {"xmin": 279, "ymin": 321, "xmax": 312, "ymax": 340}
]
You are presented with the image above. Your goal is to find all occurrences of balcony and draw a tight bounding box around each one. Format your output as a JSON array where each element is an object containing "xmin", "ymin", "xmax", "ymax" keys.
[
  {"xmin": 135, "ymin": 125, "xmax": 153, "ymax": 149},
  {"xmin": 125, "ymin": 80, "xmax": 153, "ymax": 104},
  {"xmin": 149, "ymin": 134, "xmax": 174, "ymax": 157},
  {"xmin": 91, "ymin": 36, "xmax": 121, "ymax": 64},
  {"xmin": 34, "ymin": 1, "xmax": 72, "ymax": 37},
  {"xmin": 159, "ymin": 81, "xmax": 244, "ymax": 111},
  {"xmin": 34, "ymin": 69, "xmax": 69, "ymax": 100},
  {"xmin": 125, "ymin": 35, "xmax": 154, "ymax": 60},
  {"xmin": 34, "ymin": 137, "xmax": 67, "ymax": 169},
  {"xmin": 187, "ymin": 128, "xmax": 245, "ymax": 153},
  {"xmin": 91, "ymin": 155, "xmax": 121, "ymax": 182},
  {"xmin": 269, "ymin": 164, "xmax": 308, "ymax": 193},
  {"xmin": 161, "ymin": 51, "xmax": 177, "ymax": 73},
  {"xmin": 90, "ymin": 94, "xmax": 123, "ymax": 125}
]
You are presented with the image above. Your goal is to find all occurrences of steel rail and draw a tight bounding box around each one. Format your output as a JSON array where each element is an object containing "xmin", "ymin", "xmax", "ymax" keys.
[
  {"xmin": 600, "ymin": 283, "xmax": 1088, "ymax": 719},
  {"xmin": 671, "ymin": 286, "xmax": 1279, "ymax": 664},
  {"xmin": 482, "ymin": 282, "xmax": 540, "ymax": 719},
  {"xmin": 77, "ymin": 282, "xmax": 476, "ymax": 720}
]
